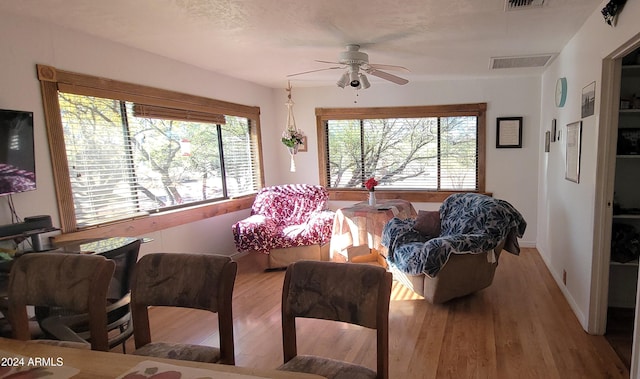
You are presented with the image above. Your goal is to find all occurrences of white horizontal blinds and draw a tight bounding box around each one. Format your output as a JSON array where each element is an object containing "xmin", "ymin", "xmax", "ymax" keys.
[
  {"xmin": 59, "ymin": 92, "xmax": 261, "ymax": 226},
  {"xmin": 132, "ymin": 104, "xmax": 226, "ymax": 124},
  {"xmin": 127, "ymin": 102, "xmax": 226, "ymax": 209},
  {"xmin": 326, "ymin": 120, "xmax": 362, "ymax": 187},
  {"xmin": 439, "ymin": 116, "xmax": 478, "ymax": 190},
  {"xmin": 59, "ymin": 93, "xmax": 143, "ymax": 227},
  {"xmin": 363, "ymin": 118, "xmax": 439, "ymax": 190},
  {"xmin": 325, "ymin": 116, "xmax": 478, "ymax": 190},
  {"xmin": 221, "ymin": 116, "xmax": 259, "ymax": 197}
]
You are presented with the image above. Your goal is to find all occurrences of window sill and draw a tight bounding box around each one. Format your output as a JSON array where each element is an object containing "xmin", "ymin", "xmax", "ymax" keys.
[
  {"xmin": 53, "ymin": 195, "xmax": 256, "ymax": 243},
  {"xmin": 328, "ymin": 189, "xmax": 491, "ymax": 203}
]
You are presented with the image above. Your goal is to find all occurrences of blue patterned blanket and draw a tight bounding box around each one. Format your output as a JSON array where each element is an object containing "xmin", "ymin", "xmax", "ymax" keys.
[{"xmin": 381, "ymin": 193, "xmax": 527, "ymax": 277}]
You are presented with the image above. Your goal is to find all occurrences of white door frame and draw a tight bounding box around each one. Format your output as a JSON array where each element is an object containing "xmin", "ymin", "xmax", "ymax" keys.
[{"xmin": 593, "ymin": 37, "xmax": 640, "ymax": 378}]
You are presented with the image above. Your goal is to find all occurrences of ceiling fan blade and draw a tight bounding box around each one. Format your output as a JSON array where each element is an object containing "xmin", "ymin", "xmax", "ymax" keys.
[
  {"xmin": 369, "ymin": 63, "xmax": 410, "ymax": 72},
  {"xmin": 287, "ymin": 66, "xmax": 343, "ymax": 77},
  {"xmin": 367, "ymin": 68, "xmax": 409, "ymax": 85},
  {"xmin": 315, "ymin": 59, "xmax": 343, "ymax": 65}
]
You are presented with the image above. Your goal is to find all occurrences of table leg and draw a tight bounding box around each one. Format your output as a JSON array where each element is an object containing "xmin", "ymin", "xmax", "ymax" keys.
[
  {"xmin": 351, "ymin": 249, "xmax": 387, "ymax": 268},
  {"xmin": 376, "ymin": 252, "xmax": 388, "ymax": 268}
]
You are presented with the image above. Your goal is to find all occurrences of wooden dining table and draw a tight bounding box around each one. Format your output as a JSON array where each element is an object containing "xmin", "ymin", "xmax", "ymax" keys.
[
  {"xmin": 330, "ymin": 199, "xmax": 417, "ymax": 266},
  {"xmin": 0, "ymin": 337, "xmax": 325, "ymax": 378}
]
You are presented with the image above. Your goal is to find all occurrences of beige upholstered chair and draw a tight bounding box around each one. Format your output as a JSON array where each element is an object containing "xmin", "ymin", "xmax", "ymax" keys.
[
  {"xmin": 131, "ymin": 253, "xmax": 237, "ymax": 365},
  {"xmin": 381, "ymin": 193, "xmax": 526, "ymax": 303},
  {"xmin": 7, "ymin": 253, "xmax": 115, "ymax": 351},
  {"xmin": 278, "ymin": 261, "xmax": 393, "ymax": 379}
]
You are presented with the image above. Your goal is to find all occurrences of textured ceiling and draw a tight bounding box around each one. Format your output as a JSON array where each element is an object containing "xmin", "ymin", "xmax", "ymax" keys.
[{"xmin": 0, "ymin": 0, "xmax": 603, "ymax": 88}]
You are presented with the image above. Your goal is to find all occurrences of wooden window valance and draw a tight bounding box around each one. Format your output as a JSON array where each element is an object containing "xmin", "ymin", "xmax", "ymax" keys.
[{"xmin": 132, "ymin": 104, "xmax": 226, "ymax": 124}]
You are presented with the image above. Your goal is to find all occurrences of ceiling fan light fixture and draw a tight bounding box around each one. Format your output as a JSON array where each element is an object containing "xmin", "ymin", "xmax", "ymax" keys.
[
  {"xmin": 336, "ymin": 72, "xmax": 349, "ymax": 88},
  {"xmin": 359, "ymin": 73, "xmax": 370, "ymax": 89},
  {"xmin": 289, "ymin": 45, "xmax": 409, "ymax": 88},
  {"xmin": 349, "ymin": 70, "xmax": 360, "ymax": 88}
]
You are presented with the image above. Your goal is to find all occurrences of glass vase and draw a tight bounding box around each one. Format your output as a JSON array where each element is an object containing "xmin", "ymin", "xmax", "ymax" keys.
[{"xmin": 368, "ymin": 191, "xmax": 376, "ymax": 206}]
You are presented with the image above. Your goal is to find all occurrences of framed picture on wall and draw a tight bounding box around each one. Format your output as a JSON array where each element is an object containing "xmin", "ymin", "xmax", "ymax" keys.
[
  {"xmin": 298, "ymin": 136, "xmax": 308, "ymax": 152},
  {"xmin": 496, "ymin": 117, "xmax": 523, "ymax": 148},
  {"xmin": 545, "ymin": 131, "xmax": 551, "ymax": 153},
  {"xmin": 565, "ymin": 121, "xmax": 582, "ymax": 183},
  {"xmin": 581, "ymin": 81, "xmax": 596, "ymax": 118}
]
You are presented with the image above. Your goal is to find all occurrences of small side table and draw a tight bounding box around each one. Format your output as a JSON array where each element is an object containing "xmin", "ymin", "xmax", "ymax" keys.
[{"xmin": 330, "ymin": 199, "xmax": 417, "ymax": 266}]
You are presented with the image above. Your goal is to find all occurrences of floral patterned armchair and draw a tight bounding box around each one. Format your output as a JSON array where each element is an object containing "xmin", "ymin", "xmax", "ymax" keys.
[{"xmin": 232, "ymin": 184, "xmax": 335, "ymax": 268}]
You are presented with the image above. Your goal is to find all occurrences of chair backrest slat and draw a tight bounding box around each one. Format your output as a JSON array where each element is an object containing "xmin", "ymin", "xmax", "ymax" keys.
[{"xmin": 98, "ymin": 239, "xmax": 141, "ymax": 301}]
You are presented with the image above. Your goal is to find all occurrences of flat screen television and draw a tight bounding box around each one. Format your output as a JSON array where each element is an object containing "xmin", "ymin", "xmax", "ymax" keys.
[{"xmin": 0, "ymin": 109, "xmax": 35, "ymax": 196}]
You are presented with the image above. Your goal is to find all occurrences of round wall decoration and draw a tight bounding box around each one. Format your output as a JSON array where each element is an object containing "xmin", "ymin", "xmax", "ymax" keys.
[{"xmin": 556, "ymin": 77, "xmax": 568, "ymax": 108}]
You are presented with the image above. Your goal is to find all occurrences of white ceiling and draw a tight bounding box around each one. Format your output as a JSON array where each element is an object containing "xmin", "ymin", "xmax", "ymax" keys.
[{"xmin": 0, "ymin": 0, "xmax": 603, "ymax": 89}]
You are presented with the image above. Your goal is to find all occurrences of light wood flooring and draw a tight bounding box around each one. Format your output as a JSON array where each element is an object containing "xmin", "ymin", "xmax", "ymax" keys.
[
  {"xmin": 118, "ymin": 248, "xmax": 629, "ymax": 378},
  {"xmin": 606, "ymin": 307, "xmax": 635, "ymax": 370}
]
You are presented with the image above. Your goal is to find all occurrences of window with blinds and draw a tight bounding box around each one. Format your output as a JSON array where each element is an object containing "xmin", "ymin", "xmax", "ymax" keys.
[
  {"xmin": 58, "ymin": 93, "xmax": 259, "ymax": 227},
  {"xmin": 320, "ymin": 104, "xmax": 485, "ymax": 192}
]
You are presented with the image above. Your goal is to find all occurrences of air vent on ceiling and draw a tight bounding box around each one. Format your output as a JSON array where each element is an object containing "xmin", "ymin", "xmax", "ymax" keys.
[
  {"xmin": 505, "ymin": 0, "xmax": 545, "ymax": 11},
  {"xmin": 490, "ymin": 54, "xmax": 556, "ymax": 69}
]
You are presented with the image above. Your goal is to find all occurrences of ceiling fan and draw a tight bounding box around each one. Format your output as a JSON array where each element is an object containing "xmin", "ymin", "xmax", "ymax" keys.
[{"xmin": 287, "ymin": 44, "xmax": 409, "ymax": 89}]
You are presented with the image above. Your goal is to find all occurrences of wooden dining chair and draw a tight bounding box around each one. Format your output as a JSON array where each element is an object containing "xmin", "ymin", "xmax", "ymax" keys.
[
  {"xmin": 7, "ymin": 253, "xmax": 115, "ymax": 351},
  {"xmin": 130, "ymin": 252, "xmax": 237, "ymax": 365},
  {"xmin": 36, "ymin": 238, "xmax": 142, "ymax": 352},
  {"xmin": 278, "ymin": 260, "xmax": 393, "ymax": 379}
]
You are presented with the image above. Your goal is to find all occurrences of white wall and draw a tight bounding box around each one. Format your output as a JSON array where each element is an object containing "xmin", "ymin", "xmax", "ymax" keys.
[
  {"xmin": 272, "ymin": 77, "xmax": 541, "ymax": 246},
  {"xmin": 0, "ymin": 12, "xmax": 276, "ymax": 255},
  {"xmin": 538, "ymin": 0, "xmax": 640, "ymax": 334}
]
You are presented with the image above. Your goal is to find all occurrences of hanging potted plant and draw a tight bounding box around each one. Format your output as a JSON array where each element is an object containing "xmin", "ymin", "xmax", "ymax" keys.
[
  {"xmin": 282, "ymin": 82, "xmax": 305, "ymax": 172},
  {"xmin": 281, "ymin": 128, "xmax": 304, "ymax": 155}
]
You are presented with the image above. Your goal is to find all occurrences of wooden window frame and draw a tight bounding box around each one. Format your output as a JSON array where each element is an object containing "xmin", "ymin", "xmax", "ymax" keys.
[
  {"xmin": 316, "ymin": 103, "xmax": 487, "ymax": 203},
  {"xmin": 37, "ymin": 64, "xmax": 264, "ymax": 242}
]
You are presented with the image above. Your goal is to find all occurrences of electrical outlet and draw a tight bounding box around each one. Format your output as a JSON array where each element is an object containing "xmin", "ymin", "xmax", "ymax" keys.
[{"xmin": 562, "ymin": 270, "xmax": 567, "ymax": 285}]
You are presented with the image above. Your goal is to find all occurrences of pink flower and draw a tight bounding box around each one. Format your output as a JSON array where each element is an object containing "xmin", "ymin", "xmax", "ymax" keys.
[{"xmin": 364, "ymin": 177, "xmax": 378, "ymax": 191}]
